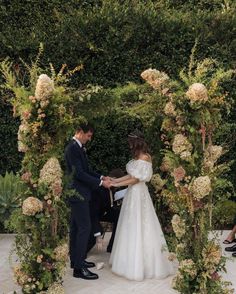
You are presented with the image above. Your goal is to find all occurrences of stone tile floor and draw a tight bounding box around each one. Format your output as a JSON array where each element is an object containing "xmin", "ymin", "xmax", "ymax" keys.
[{"xmin": 0, "ymin": 231, "xmax": 235, "ymax": 294}]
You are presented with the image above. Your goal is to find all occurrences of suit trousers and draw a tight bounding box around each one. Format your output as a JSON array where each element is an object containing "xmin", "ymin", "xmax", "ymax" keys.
[
  {"xmin": 69, "ymin": 200, "xmax": 91, "ymax": 269},
  {"xmin": 87, "ymin": 207, "xmax": 120, "ymax": 253}
]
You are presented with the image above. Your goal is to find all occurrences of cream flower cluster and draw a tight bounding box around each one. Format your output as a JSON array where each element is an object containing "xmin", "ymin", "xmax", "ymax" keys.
[
  {"xmin": 54, "ymin": 243, "xmax": 69, "ymax": 262},
  {"xmin": 36, "ymin": 254, "xmax": 43, "ymax": 263},
  {"xmin": 179, "ymin": 150, "xmax": 192, "ymax": 161},
  {"xmin": 171, "ymin": 271, "xmax": 184, "ymax": 288},
  {"xmin": 151, "ymin": 174, "xmax": 166, "ymax": 191},
  {"xmin": 18, "ymin": 141, "xmax": 28, "ymax": 153},
  {"xmin": 35, "ymin": 74, "xmax": 54, "ymax": 108},
  {"xmin": 186, "ymin": 83, "xmax": 208, "ymax": 104},
  {"xmin": 141, "ymin": 68, "xmax": 169, "ymax": 89},
  {"xmin": 171, "ymin": 214, "xmax": 186, "ymax": 238},
  {"xmin": 22, "ymin": 197, "xmax": 43, "ymax": 216},
  {"xmin": 172, "ymin": 134, "xmax": 192, "ymax": 156},
  {"xmin": 47, "ymin": 283, "xmax": 65, "ymax": 294},
  {"xmin": 191, "ymin": 176, "xmax": 212, "ymax": 200},
  {"xmin": 164, "ymin": 101, "xmax": 176, "ymax": 116},
  {"xmin": 168, "ymin": 252, "xmax": 177, "ymax": 261},
  {"xmin": 13, "ymin": 265, "xmax": 30, "ymax": 286},
  {"xmin": 39, "ymin": 157, "xmax": 63, "ymax": 198},
  {"xmin": 179, "ymin": 259, "xmax": 197, "ymax": 279},
  {"xmin": 39, "ymin": 283, "xmax": 65, "ymax": 294},
  {"xmin": 204, "ymin": 145, "xmax": 223, "ymax": 169},
  {"xmin": 202, "ymin": 243, "xmax": 222, "ymax": 274}
]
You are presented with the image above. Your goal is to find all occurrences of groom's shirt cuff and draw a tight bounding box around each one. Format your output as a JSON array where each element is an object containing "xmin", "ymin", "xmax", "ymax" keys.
[{"xmin": 94, "ymin": 232, "xmax": 102, "ymax": 237}]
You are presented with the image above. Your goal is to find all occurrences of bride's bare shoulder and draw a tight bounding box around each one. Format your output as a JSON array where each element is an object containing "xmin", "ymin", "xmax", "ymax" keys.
[{"xmin": 139, "ymin": 153, "xmax": 152, "ymax": 162}]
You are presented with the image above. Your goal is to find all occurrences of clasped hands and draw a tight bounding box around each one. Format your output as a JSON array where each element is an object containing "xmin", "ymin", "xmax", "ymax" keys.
[{"xmin": 101, "ymin": 176, "xmax": 118, "ymax": 189}]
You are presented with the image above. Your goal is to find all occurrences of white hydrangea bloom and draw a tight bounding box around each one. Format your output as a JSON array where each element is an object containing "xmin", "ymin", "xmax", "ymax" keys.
[
  {"xmin": 141, "ymin": 68, "xmax": 169, "ymax": 89},
  {"xmin": 172, "ymin": 134, "xmax": 192, "ymax": 155},
  {"xmin": 39, "ymin": 157, "xmax": 63, "ymax": 198},
  {"xmin": 186, "ymin": 83, "xmax": 208, "ymax": 104},
  {"xmin": 54, "ymin": 243, "xmax": 69, "ymax": 262},
  {"xmin": 191, "ymin": 176, "xmax": 212, "ymax": 199},
  {"xmin": 35, "ymin": 74, "xmax": 54, "ymax": 103},
  {"xmin": 22, "ymin": 197, "xmax": 43, "ymax": 216},
  {"xmin": 204, "ymin": 145, "xmax": 223, "ymax": 168},
  {"xmin": 171, "ymin": 214, "xmax": 186, "ymax": 238}
]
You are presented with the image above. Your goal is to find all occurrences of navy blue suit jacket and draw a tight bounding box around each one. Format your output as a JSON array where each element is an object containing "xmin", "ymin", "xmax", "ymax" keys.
[{"xmin": 65, "ymin": 139, "xmax": 101, "ymax": 202}]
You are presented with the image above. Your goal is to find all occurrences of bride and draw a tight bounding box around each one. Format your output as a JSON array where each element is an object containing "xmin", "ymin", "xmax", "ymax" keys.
[{"xmin": 109, "ymin": 130, "xmax": 174, "ymax": 281}]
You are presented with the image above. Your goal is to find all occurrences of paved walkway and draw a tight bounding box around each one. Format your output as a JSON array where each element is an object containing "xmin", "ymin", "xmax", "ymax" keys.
[{"xmin": 0, "ymin": 232, "xmax": 235, "ymax": 294}]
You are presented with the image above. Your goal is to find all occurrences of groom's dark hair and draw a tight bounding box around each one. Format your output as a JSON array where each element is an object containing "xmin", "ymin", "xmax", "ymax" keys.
[{"xmin": 76, "ymin": 123, "xmax": 94, "ymax": 134}]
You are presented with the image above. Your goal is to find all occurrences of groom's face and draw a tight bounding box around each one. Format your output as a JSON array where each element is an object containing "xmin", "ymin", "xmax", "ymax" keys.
[{"xmin": 78, "ymin": 130, "xmax": 93, "ymax": 145}]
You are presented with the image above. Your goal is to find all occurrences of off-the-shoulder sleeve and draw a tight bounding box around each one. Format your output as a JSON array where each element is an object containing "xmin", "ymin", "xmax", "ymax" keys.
[{"xmin": 126, "ymin": 160, "xmax": 153, "ymax": 182}]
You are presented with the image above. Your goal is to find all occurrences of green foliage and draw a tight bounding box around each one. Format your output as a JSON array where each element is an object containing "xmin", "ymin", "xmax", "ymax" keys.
[
  {"xmin": 213, "ymin": 200, "xmax": 236, "ymax": 228},
  {"xmin": 0, "ymin": 171, "xmax": 27, "ymax": 231}
]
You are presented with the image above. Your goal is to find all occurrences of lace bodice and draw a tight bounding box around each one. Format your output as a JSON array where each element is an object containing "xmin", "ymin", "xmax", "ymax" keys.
[{"xmin": 126, "ymin": 159, "xmax": 153, "ymax": 182}]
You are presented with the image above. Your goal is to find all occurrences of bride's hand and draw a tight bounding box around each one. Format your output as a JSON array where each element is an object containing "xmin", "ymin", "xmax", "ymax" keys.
[
  {"xmin": 111, "ymin": 180, "xmax": 118, "ymax": 187},
  {"xmin": 110, "ymin": 177, "xmax": 119, "ymax": 183}
]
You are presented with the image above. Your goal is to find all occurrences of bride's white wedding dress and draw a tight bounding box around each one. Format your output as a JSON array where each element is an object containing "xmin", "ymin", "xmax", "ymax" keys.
[{"xmin": 109, "ymin": 159, "xmax": 174, "ymax": 281}]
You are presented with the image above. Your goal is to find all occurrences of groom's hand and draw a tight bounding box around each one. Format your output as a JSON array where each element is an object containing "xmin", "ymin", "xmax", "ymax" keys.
[{"xmin": 102, "ymin": 179, "xmax": 112, "ymax": 188}]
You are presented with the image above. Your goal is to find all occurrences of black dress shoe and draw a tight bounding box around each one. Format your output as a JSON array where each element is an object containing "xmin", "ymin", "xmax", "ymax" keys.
[
  {"xmin": 71, "ymin": 260, "xmax": 95, "ymax": 268},
  {"xmin": 83, "ymin": 260, "xmax": 95, "ymax": 268},
  {"xmin": 225, "ymin": 244, "xmax": 236, "ymax": 252},
  {"xmin": 232, "ymin": 252, "xmax": 236, "ymax": 257},
  {"xmin": 73, "ymin": 267, "xmax": 98, "ymax": 280}
]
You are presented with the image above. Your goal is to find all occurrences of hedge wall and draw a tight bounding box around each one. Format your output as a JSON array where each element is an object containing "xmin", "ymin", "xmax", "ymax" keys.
[
  {"xmin": 0, "ymin": 101, "xmax": 22, "ymax": 174},
  {"xmin": 1, "ymin": 0, "xmax": 235, "ymax": 86},
  {"xmin": 0, "ymin": 0, "xmax": 235, "ymax": 174}
]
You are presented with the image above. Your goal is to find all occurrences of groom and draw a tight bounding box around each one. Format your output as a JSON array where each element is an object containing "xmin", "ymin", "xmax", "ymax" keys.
[{"xmin": 64, "ymin": 123, "xmax": 111, "ymax": 280}]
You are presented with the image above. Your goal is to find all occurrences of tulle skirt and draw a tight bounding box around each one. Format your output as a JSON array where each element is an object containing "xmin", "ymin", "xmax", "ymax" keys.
[{"xmin": 109, "ymin": 183, "xmax": 174, "ymax": 281}]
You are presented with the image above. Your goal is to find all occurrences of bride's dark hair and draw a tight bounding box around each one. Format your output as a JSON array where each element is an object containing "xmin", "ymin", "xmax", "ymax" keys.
[{"xmin": 128, "ymin": 130, "xmax": 150, "ymax": 158}]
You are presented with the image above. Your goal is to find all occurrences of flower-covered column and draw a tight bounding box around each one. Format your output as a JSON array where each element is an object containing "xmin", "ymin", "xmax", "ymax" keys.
[
  {"xmin": 141, "ymin": 60, "xmax": 234, "ymax": 293},
  {"xmin": 0, "ymin": 56, "xmax": 79, "ymax": 293}
]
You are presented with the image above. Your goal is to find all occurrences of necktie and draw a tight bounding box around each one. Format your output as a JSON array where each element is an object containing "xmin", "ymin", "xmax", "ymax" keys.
[{"xmin": 82, "ymin": 145, "xmax": 86, "ymax": 153}]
